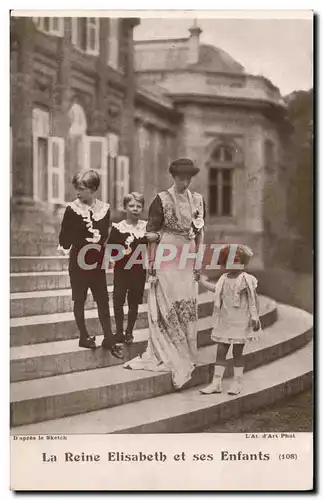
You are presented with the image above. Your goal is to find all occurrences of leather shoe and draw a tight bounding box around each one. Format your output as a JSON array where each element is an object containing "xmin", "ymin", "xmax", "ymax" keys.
[
  {"xmin": 110, "ymin": 345, "xmax": 124, "ymax": 359},
  {"xmin": 79, "ymin": 337, "xmax": 96, "ymax": 349}
]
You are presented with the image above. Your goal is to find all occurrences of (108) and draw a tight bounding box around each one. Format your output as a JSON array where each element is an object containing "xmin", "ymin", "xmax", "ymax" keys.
[{"xmin": 279, "ymin": 454, "xmax": 298, "ymax": 460}]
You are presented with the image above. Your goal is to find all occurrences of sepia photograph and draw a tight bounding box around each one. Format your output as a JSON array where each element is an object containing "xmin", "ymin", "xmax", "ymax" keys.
[{"xmin": 9, "ymin": 9, "xmax": 314, "ymax": 490}]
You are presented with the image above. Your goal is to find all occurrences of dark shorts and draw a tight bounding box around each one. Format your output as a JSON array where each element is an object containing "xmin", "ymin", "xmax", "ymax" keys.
[
  {"xmin": 113, "ymin": 268, "xmax": 146, "ymax": 306},
  {"xmin": 69, "ymin": 268, "xmax": 108, "ymax": 303}
]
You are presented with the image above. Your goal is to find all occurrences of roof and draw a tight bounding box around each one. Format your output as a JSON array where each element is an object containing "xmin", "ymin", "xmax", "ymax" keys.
[
  {"xmin": 191, "ymin": 44, "xmax": 244, "ymax": 73},
  {"xmin": 135, "ymin": 38, "xmax": 244, "ymax": 74}
]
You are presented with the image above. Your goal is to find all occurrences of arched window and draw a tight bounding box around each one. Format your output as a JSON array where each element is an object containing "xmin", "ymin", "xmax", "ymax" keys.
[
  {"xmin": 68, "ymin": 103, "xmax": 87, "ymax": 136},
  {"xmin": 68, "ymin": 103, "xmax": 87, "ymax": 174},
  {"xmin": 208, "ymin": 144, "xmax": 235, "ymax": 217},
  {"xmin": 211, "ymin": 144, "xmax": 234, "ymax": 163}
]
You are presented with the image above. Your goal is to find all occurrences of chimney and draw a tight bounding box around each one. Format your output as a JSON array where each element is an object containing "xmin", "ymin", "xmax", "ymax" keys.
[{"xmin": 188, "ymin": 20, "xmax": 202, "ymax": 65}]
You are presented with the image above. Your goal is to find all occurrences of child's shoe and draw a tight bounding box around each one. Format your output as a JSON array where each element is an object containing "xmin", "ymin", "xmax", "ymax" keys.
[
  {"xmin": 79, "ymin": 336, "xmax": 96, "ymax": 349},
  {"xmin": 114, "ymin": 332, "xmax": 125, "ymax": 344},
  {"xmin": 200, "ymin": 365, "xmax": 225, "ymax": 394},
  {"xmin": 227, "ymin": 366, "xmax": 244, "ymax": 395},
  {"xmin": 124, "ymin": 331, "xmax": 134, "ymax": 345},
  {"xmin": 101, "ymin": 338, "xmax": 124, "ymax": 359},
  {"xmin": 227, "ymin": 379, "xmax": 242, "ymax": 395}
]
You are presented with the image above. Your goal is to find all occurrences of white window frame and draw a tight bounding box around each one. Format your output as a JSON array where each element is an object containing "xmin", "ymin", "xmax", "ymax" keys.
[
  {"xmin": 116, "ymin": 156, "xmax": 129, "ymax": 211},
  {"xmin": 107, "ymin": 18, "xmax": 119, "ymax": 70},
  {"xmin": 208, "ymin": 144, "xmax": 236, "ymax": 218},
  {"xmin": 71, "ymin": 18, "xmax": 100, "ymax": 56},
  {"xmin": 83, "ymin": 136, "xmax": 108, "ymax": 202},
  {"xmin": 32, "ymin": 108, "xmax": 50, "ymax": 202},
  {"xmin": 87, "ymin": 18, "xmax": 100, "ymax": 56},
  {"xmin": 107, "ymin": 133, "xmax": 119, "ymax": 159},
  {"xmin": 33, "ymin": 17, "xmax": 64, "ymax": 37},
  {"xmin": 48, "ymin": 137, "xmax": 65, "ymax": 204}
]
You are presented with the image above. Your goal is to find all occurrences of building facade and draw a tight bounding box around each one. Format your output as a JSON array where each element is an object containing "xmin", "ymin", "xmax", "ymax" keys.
[
  {"xmin": 10, "ymin": 17, "xmax": 288, "ymax": 268},
  {"xmin": 134, "ymin": 25, "xmax": 288, "ymax": 268}
]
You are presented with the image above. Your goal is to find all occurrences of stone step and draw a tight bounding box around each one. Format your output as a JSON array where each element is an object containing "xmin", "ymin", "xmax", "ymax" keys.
[
  {"xmin": 10, "ymin": 305, "xmax": 313, "ymax": 427},
  {"xmin": 10, "ymin": 278, "xmax": 216, "ymax": 318},
  {"xmin": 10, "ymin": 303, "xmax": 309, "ymax": 383},
  {"xmin": 10, "ymin": 256, "xmax": 70, "ymax": 273},
  {"xmin": 10, "ymin": 270, "xmax": 115, "ymax": 293},
  {"xmin": 10, "ymin": 294, "xmax": 276, "ymax": 347},
  {"xmin": 10, "ymin": 239, "xmax": 60, "ymax": 258},
  {"xmin": 10, "ymin": 283, "xmax": 150, "ymax": 318},
  {"xmin": 11, "ymin": 340, "xmax": 313, "ymax": 435},
  {"xmin": 10, "ymin": 316, "xmax": 211, "ymax": 382}
]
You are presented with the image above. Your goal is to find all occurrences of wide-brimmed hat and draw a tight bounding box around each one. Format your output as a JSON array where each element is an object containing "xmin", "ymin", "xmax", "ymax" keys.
[{"xmin": 169, "ymin": 158, "xmax": 200, "ymax": 177}]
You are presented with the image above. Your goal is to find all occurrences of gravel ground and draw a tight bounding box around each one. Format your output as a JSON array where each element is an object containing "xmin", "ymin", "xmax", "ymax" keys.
[{"xmin": 202, "ymin": 390, "xmax": 313, "ymax": 433}]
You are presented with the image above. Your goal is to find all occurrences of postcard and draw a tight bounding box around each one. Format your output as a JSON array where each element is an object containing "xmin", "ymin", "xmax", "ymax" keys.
[{"xmin": 9, "ymin": 9, "xmax": 314, "ymax": 491}]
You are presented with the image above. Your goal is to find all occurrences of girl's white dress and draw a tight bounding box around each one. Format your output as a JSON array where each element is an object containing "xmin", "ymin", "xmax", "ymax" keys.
[{"xmin": 211, "ymin": 272, "xmax": 262, "ymax": 344}]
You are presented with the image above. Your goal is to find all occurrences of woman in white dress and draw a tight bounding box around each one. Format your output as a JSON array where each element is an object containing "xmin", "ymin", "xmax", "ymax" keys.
[{"xmin": 123, "ymin": 158, "xmax": 205, "ymax": 389}]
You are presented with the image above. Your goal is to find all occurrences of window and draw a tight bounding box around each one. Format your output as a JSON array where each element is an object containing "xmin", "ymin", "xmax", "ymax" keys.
[
  {"xmin": 72, "ymin": 18, "xmax": 100, "ymax": 55},
  {"xmin": 107, "ymin": 18, "xmax": 119, "ymax": 70},
  {"xmin": 33, "ymin": 17, "xmax": 64, "ymax": 36},
  {"xmin": 32, "ymin": 108, "xmax": 50, "ymax": 202},
  {"xmin": 106, "ymin": 133, "xmax": 130, "ymax": 211},
  {"xmin": 208, "ymin": 144, "xmax": 234, "ymax": 217},
  {"xmin": 83, "ymin": 137, "xmax": 108, "ymax": 202},
  {"xmin": 107, "ymin": 133, "xmax": 119, "ymax": 208},
  {"xmin": 116, "ymin": 156, "xmax": 129, "ymax": 211},
  {"xmin": 209, "ymin": 168, "xmax": 233, "ymax": 217},
  {"xmin": 48, "ymin": 137, "xmax": 65, "ymax": 204},
  {"xmin": 211, "ymin": 144, "xmax": 233, "ymax": 163}
]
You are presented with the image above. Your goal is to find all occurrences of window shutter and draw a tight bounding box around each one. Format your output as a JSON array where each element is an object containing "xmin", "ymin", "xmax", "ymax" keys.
[
  {"xmin": 50, "ymin": 17, "xmax": 64, "ymax": 36},
  {"xmin": 116, "ymin": 156, "xmax": 129, "ymax": 211},
  {"xmin": 71, "ymin": 18, "xmax": 78, "ymax": 46},
  {"xmin": 107, "ymin": 133, "xmax": 119, "ymax": 158},
  {"xmin": 32, "ymin": 17, "xmax": 40, "ymax": 28},
  {"xmin": 48, "ymin": 137, "xmax": 65, "ymax": 204},
  {"xmin": 107, "ymin": 134, "xmax": 119, "ymax": 209},
  {"xmin": 83, "ymin": 136, "xmax": 108, "ymax": 202},
  {"xmin": 86, "ymin": 18, "xmax": 100, "ymax": 55},
  {"xmin": 107, "ymin": 18, "xmax": 119, "ymax": 69}
]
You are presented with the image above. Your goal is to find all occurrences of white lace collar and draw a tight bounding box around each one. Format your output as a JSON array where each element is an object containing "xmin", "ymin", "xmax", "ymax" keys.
[
  {"xmin": 112, "ymin": 219, "xmax": 147, "ymax": 238},
  {"xmin": 69, "ymin": 198, "xmax": 110, "ymax": 221}
]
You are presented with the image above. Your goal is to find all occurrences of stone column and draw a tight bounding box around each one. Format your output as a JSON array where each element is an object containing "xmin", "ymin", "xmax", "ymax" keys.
[
  {"xmin": 244, "ymin": 123, "xmax": 266, "ymax": 268},
  {"xmin": 180, "ymin": 104, "xmax": 207, "ymax": 200},
  {"xmin": 132, "ymin": 120, "xmax": 145, "ymax": 194},
  {"xmin": 94, "ymin": 18, "xmax": 109, "ymax": 135},
  {"xmin": 11, "ymin": 18, "xmax": 35, "ymax": 202},
  {"xmin": 52, "ymin": 17, "xmax": 73, "ymax": 202},
  {"xmin": 119, "ymin": 19, "xmax": 137, "ymax": 190},
  {"xmin": 244, "ymin": 124, "xmax": 265, "ymax": 233}
]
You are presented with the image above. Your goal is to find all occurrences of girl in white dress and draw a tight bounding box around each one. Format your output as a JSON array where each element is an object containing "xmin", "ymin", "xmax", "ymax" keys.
[{"xmin": 198, "ymin": 244, "xmax": 261, "ymax": 395}]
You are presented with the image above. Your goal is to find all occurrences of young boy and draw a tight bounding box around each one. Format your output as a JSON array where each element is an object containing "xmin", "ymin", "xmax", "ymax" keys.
[
  {"xmin": 58, "ymin": 170, "xmax": 123, "ymax": 358},
  {"xmin": 197, "ymin": 244, "xmax": 261, "ymax": 395},
  {"xmin": 108, "ymin": 192, "xmax": 148, "ymax": 345}
]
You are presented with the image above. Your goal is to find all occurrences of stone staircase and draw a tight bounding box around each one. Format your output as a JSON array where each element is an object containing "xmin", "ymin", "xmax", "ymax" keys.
[{"xmin": 10, "ymin": 256, "xmax": 313, "ymax": 434}]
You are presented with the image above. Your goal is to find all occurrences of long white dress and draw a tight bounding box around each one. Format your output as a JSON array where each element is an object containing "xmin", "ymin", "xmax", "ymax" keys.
[{"xmin": 123, "ymin": 186, "xmax": 205, "ymax": 388}]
